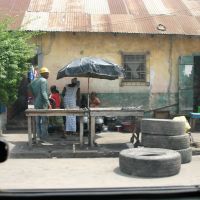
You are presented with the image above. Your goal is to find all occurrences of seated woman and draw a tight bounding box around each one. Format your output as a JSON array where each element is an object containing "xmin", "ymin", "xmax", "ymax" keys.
[
  {"xmin": 89, "ymin": 92, "xmax": 101, "ymax": 108},
  {"xmin": 89, "ymin": 92, "xmax": 103, "ymax": 133}
]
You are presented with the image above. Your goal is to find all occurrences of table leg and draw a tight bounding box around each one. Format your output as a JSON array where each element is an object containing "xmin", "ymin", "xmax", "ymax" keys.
[
  {"xmin": 190, "ymin": 118, "xmax": 196, "ymax": 132},
  {"xmin": 90, "ymin": 116, "xmax": 95, "ymax": 147},
  {"xmin": 80, "ymin": 116, "xmax": 83, "ymax": 146},
  {"xmin": 32, "ymin": 117, "xmax": 36, "ymax": 141},
  {"xmin": 28, "ymin": 116, "xmax": 32, "ymax": 147}
]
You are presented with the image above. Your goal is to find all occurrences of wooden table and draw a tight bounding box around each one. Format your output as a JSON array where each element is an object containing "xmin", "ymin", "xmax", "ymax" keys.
[
  {"xmin": 89, "ymin": 107, "xmax": 144, "ymax": 147},
  {"xmin": 25, "ymin": 108, "xmax": 87, "ymax": 147}
]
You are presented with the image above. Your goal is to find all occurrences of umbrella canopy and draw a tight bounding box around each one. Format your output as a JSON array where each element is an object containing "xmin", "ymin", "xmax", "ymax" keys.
[
  {"xmin": 56, "ymin": 57, "xmax": 124, "ymax": 80},
  {"xmin": 57, "ymin": 57, "xmax": 125, "ymax": 108}
]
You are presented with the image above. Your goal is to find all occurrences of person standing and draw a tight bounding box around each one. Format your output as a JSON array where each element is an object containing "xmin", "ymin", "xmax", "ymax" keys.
[
  {"xmin": 28, "ymin": 67, "xmax": 52, "ymax": 142},
  {"xmin": 63, "ymin": 78, "xmax": 80, "ymax": 137}
]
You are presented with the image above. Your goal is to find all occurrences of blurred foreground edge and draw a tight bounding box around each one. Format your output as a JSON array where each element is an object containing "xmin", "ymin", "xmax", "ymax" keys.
[
  {"xmin": 0, "ymin": 138, "xmax": 9, "ymax": 163},
  {"xmin": 0, "ymin": 186, "xmax": 200, "ymax": 199}
]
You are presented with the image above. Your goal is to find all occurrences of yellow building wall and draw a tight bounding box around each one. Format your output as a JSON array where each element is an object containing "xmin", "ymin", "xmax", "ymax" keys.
[{"xmin": 36, "ymin": 32, "xmax": 200, "ymax": 96}]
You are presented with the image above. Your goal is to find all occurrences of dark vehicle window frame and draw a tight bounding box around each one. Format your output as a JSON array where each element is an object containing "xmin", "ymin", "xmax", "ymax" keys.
[{"xmin": 0, "ymin": 186, "xmax": 200, "ymax": 200}]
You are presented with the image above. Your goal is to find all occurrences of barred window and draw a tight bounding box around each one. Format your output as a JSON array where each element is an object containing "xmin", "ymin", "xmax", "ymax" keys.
[{"xmin": 122, "ymin": 54, "xmax": 146, "ymax": 82}]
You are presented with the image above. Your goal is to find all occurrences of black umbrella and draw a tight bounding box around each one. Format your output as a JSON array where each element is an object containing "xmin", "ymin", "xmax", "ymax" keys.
[
  {"xmin": 57, "ymin": 57, "xmax": 124, "ymax": 107},
  {"xmin": 57, "ymin": 57, "xmax": 124, "ymax": 80}
]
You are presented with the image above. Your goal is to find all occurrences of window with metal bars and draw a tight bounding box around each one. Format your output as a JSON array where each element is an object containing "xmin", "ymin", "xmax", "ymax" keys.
[{"xmin": 122, "ymin": 54, "xmax": 146, "ymax": 82}]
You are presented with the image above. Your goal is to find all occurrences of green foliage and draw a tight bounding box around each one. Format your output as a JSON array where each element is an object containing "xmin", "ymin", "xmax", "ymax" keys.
[{"xmin": 0, "ymin": 19, "xmax": 37, "ymax": 105}]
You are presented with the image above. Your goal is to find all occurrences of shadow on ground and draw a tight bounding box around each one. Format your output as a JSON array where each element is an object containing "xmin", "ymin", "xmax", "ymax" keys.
[{"xmin": 2, "ymin": 130, "xmax": 134, "ymax": 159}]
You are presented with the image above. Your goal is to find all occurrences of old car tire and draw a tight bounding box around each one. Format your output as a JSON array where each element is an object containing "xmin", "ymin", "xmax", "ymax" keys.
[
  {"xmin": 141, "ymin": 133, "xmax": 190, "ymax": 150},
  {"xmin": 119, "ymin": 148, "xmax": 181, "ymax": 177},
  {"xmin": 141, "ymin": 119, "xmax": 185, "ymax": 135},
  {"xmin": 176, "ymin": 147, "xmax": 192, "ymax": 164}
]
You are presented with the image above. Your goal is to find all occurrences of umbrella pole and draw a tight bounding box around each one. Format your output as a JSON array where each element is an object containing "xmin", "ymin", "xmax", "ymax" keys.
[
  {"xmin": 87, "ymin": 78, "xmax": 90, "ymax": 108},
  {"xmin": 87, "ymin": 78, "xmax": 91, "ymax": 145}
]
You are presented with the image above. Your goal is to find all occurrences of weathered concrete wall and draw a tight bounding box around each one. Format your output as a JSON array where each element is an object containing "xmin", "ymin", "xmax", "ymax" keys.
[{"xmin": 36, "ymin": 33, "xmax": 200, "ymax": 114}]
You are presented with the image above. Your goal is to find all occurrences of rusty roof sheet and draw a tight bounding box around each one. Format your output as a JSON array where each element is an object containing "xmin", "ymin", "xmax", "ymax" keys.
[
  {"xmin": 1, "ymin": 0, "xmax": 200, "ymax": 35},
  {"xmin": 0, "ymin": 0, "xmax": 31, "ymax": 29}
]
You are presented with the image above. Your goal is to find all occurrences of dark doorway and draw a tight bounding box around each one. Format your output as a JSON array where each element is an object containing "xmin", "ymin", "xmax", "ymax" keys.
[
  {"xmin": 6, "ymin": 54, "xmax": 39, "ymax": 130},
  {"xmin": 193, "ymin": 56, "xmax": 200, "ymax": 112}
]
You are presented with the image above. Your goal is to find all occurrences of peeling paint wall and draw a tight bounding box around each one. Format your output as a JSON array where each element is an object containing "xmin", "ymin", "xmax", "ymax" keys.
[{"xmin": 36, "ymin": 32, "xmax": 200, "ymax": 114}]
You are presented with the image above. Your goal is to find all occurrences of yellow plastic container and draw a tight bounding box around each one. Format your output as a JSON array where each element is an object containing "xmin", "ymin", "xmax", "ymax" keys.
[{"xmin": 173, "ymin": 116, "xmax": 191, "ymax": 133}]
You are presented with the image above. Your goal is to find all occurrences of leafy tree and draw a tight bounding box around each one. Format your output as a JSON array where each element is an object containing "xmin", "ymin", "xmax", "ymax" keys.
[{"xmin": 0, "ymin": 19, "xmax": 36, "ymax": 105}]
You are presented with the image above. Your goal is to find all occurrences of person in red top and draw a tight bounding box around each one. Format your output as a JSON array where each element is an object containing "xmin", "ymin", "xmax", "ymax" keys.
[
  {"xmin": 48, "ymin": 85, "xmax": 64, "ymax": 133},
  {"xmin": 49, "ymin": 85, "xmax": 61, "ymax": 108}
]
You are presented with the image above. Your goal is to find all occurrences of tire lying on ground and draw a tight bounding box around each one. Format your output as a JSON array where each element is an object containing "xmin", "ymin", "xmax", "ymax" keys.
[
  {"xmin": 141, "ymin": 133, "xmax": 190, "ymax": 150},
  {"xmin": 176, "ymin": 147, "xmax": 192, "ymax": 164},
  {"xmin": 141, "ymin": 119, "xmax": 185, "ymax": 136},
  {"xmin": 119, "ymin": 148, "xmax": 181, "ymax": 177}
]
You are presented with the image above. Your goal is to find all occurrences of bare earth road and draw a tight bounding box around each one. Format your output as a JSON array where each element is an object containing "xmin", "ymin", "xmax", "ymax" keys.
[
  {"xmin": 0, "ymin": 131, "xmax": 200, "ymax": 190},
  {"xmin": 0, "ymin": 156, "xmax": 200, "ymax": 190}
]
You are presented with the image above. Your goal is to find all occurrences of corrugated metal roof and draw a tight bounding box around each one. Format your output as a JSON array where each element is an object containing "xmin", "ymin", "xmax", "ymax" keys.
[
  {"xmin": 143, "ymin": 0, "xmax": 171, "ymax": 15},
  {"xmin": 125, "ymin": 0, "xmax": 149, "ymax": 17},
  {"xmin": 66, "ymin": 0, "xmax": 85, "ymax": 13},
  {"xmin": 90, "ymin": 15, "xmax": 111, "ymax": 32},
  {"xmin": 1, "ymin": 0, "xmax": 200, "ymax": 35},
  {"xmin": 182, "ymin": 0, "xmax": 200, "ymax": 16},
  {"xmin": 0, "ymin": 0, "xmax": 31, "ymax": 29},
  {"xmin": 51, "ymin": 0, "xmax": 67, "ymax": 12},
  {"xmin": 84, "ymin": 0, "xmax": 110, "ymax": 14},
  {"xmin": 23, "ymin": 12, "xmax": 49, "ymax": 30},
  {"xmin": 28, "ymin": 0, "xmax": 53, "ymax": 12},
  {"xmin": 108, "ymin": 0, "xmax": 127, "ymax": 14}
]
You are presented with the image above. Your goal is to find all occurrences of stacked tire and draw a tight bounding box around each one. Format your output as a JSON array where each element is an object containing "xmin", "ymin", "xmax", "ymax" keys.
[{"xmin": 141, "ymin": 118, "xmax": 192, "ymax": 164}]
